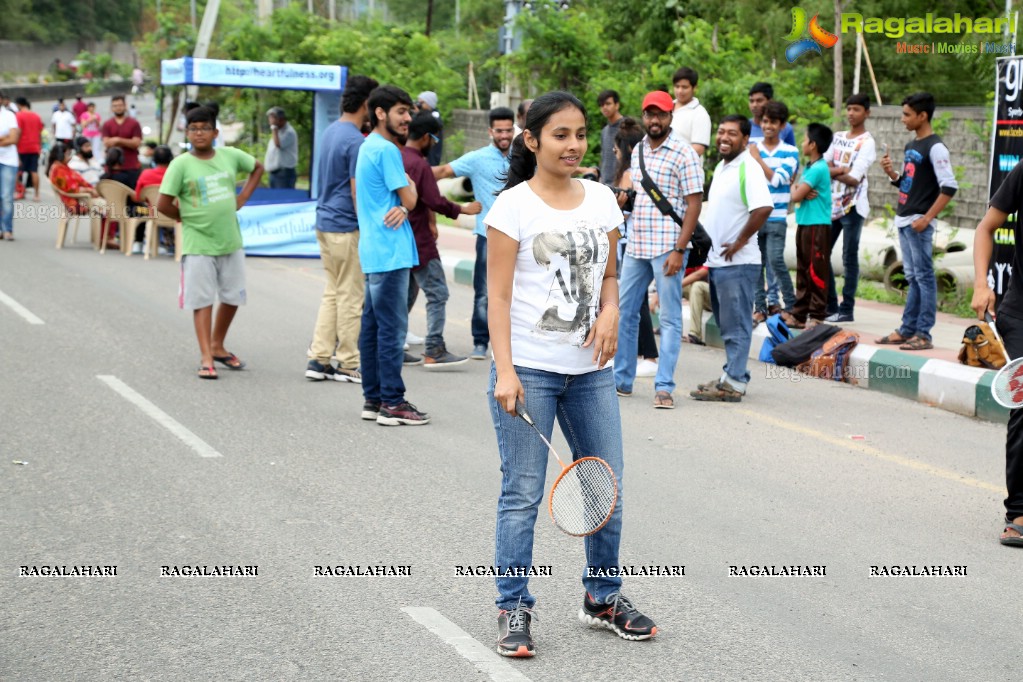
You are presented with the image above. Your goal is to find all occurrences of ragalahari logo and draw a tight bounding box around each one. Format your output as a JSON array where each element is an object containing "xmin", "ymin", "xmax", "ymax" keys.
[{"xmin": 785, "ymin": 7, "xmax": 839, "ymax": 62}]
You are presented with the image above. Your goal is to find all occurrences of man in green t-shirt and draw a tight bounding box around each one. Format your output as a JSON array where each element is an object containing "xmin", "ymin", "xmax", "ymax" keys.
[
  {"xmin": 157, "ymin": 106, "xmax": 264, "ymax": 379},
  {"xmin": 782, "ymin": 122, "xmax": 833, "ymax": 329}
]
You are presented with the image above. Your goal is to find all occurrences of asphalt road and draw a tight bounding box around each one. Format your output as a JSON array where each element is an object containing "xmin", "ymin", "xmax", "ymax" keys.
[{"xmin": 0, "ymin": 192, "xmax": 1018, "ymax": 681}]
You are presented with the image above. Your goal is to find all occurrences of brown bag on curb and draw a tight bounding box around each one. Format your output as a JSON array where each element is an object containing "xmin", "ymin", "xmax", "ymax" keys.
[
  {"xmin": 958, "ymin": 323, "xmax": 1007, "ymax": 370},
  {"xmin": 797, "ymin": 329, "xmax": 860, "ymax": 383}
]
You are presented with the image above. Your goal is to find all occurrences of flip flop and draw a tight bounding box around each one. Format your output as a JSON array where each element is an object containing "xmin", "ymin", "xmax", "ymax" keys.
[
  {"xmin": 875, "ymin": 330, "xmax": 908, "ymax": 345},
  {"xmin": 1000, "ymin": 523, "xmax": 1023, "ymax": 547},
  {"xmin": 213, "ymin": 353, "xmax": 246, "ymax": 370},
  {"xmin": 899, "ymin": 336, "xmax": 933, "ymax": 351},
  {"xmin": 198, "ymin": 365, "xmax": 218, "ymax": 380}
]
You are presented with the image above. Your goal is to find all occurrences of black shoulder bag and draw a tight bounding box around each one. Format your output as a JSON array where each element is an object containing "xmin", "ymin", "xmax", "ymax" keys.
[{"xmin": 637, "ymin": 143, "xmax": 710, "ymax": 264}]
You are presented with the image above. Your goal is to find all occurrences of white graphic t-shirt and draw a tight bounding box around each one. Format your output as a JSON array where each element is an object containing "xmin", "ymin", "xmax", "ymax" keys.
[{"xmin": 485, "ymin": 179, "xmax": 623, "ymax": 375}]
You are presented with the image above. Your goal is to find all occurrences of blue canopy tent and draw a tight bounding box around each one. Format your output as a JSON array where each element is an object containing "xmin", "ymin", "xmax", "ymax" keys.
[{"xmin": 159, "ymin": 57, "xmax": 348, "ymax": 256}]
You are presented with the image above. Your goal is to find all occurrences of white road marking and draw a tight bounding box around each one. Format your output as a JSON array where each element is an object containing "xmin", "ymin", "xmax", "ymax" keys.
[
  {"xmin": 402, "ymin": 607, "xmax": 532, "ymax": 682},
  {"xmin": 96, "ymin": 375, "xmax": 223, "ymax": 458},
  {"xmin": 0, "ymin": 288, "xmax": 44, "ymax": 325}
]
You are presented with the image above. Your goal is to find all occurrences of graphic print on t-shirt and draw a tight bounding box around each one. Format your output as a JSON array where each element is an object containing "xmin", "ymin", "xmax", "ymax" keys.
[
  {"xmin": 185, "ymin": 171, "xmax": 232, "ymax": 208},
  {"xmin": 898, "ymin": 148, "xmax": 922, "ymax": 207},
  {"xmin": 531, "ymin": 224, "xmax": 609, "ymax": 345}
]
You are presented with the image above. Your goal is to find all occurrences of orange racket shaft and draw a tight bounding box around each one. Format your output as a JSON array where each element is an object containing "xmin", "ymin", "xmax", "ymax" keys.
[{"xmin": 515, "ymin": 399, "xmax": 569, "ymax": 469}]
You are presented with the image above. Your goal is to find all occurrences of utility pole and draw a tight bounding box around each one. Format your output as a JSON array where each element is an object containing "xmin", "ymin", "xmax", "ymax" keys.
[{"xmin": 187, "ymin": 0, "xmax": 221, "ymax": 101}]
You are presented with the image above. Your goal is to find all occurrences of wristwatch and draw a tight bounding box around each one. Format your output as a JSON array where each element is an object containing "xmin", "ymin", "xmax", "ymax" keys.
[{"xmin": 673, "ymin": 246, "xmax": 686, "ymax": 254}]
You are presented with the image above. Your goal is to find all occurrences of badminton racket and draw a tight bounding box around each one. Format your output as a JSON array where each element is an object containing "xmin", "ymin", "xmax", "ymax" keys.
[
  {"xmin": 985, "ymin": 311, "xmax": 1023, "ymax": 409},
  {"xmin": 515, "ymin": 399, "xmax": 618, "ymax": 537}
]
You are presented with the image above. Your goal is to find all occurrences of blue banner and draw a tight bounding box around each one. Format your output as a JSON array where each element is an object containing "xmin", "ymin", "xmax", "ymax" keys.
[
  {"xmin": 238, "ymin": 201, "xmax": 320, "ymax": 257},
  {"xmin": 194, "ymin": 58, "xmax": 342, "ymax": 91}
]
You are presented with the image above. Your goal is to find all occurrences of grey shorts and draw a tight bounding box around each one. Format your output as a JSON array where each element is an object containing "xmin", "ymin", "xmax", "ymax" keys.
[{"xmin": 179, "ymin": 250, "xmax": 247, "ymax": 310}]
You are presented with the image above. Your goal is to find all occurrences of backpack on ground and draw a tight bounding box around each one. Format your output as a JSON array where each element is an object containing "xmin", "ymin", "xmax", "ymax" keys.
[
  {"xmin": 797, "ymin": 329, "xmax": 860, "ymax": 382},
  {"xmin": 759, "ymin": 314, "xmax": 793, "ymax": 364},
  {"xmin": 958, "ymin": 322, "xmax": 1008, "ymax": 370},
  {"xmin": 770, "ymin": 323, "xmax": 841, "ymax": 367}
]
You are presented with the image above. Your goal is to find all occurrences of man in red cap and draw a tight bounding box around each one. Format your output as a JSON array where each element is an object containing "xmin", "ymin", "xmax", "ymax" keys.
[{"xmin": 612, "ymin": 90, "xmax": 704, "ymax": 409}]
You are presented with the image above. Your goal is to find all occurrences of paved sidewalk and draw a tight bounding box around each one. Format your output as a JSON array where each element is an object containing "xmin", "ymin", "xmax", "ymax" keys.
[{"xmin": 435, "ymin": 222, "xmax": 1008, "ymax": 424}]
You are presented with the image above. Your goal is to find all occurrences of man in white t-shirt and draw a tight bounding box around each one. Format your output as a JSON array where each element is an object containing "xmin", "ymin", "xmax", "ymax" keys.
[
  {"xmin": 51, "ymin": 100, "xmax": 76, "ymax": 146},
  {"xmin": 690, "ymin": 115, "xmax": 772, "ymax": 403},
  {"xmin": 824, "ymin": 93, "xmax": 877, "ymax": 323},
  {"xmin": 670, "ymin": 67, "xmax": 711, "ymax": 156},
  {"xmin": 0, "ymin": 96, "xmax": 21, "ymax": 240}
]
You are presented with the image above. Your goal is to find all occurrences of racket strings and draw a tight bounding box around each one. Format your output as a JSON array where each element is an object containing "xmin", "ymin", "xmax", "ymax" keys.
[
  {"xmin": 992, "ymin": 358, "xmax": 1023, "ymax": 407},
  {"xmin": 550, "ymin": 458, "xmax": 617, "ymax": 536}
]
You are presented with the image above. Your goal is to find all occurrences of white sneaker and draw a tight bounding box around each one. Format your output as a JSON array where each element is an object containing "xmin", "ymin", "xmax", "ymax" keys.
[
  {"xmin": 132, "ymin": 241, "xmax": 144, "ymax": 255},
  {"xmin": 406, "ymin": 331, "xmax": 425, "ymax": 346},
  {"xmin": 636, "ymin": 359, "xmax": 658, "ymax": 378}
]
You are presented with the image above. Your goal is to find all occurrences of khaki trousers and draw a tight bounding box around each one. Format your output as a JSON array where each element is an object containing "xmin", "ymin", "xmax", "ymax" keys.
[
  {"xmin": 309, "ymin": 230, "xmax": 363, "ymax": 368},
  {"xmin": 685, "ymin": 280, "xmax": 712, "ymax": 341}
]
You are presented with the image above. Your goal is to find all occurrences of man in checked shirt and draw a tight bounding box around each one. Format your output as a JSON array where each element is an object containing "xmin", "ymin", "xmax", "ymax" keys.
[{"xmin": 613, "ymin": 90, "xmax": 704, "ymax": 409}]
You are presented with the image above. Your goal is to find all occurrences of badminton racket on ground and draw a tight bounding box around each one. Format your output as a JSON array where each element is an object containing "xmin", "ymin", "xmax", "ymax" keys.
[
  {"xmin": 514, "ymin": 399, "xmax": 618, "ymax": 537},
  {"xmin": 985, "ymin": 311, "xmax": 1023, "ymax": 409}
]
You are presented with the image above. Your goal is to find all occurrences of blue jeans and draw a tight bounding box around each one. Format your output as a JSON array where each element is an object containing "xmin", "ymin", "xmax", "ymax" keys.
[
  {"xmin": 709, "ymin": 264, "xmax": 759, "ymax": 392},
  {"xmin": 0, "ymin": 164, "xmax": 16, "ymax": 234},
  {"xmin": 897, "ymin": 224, "xmax": 936, "ymax": 342},
  {"xmin": 407, "ymin": 258, "xmax": 449, "ymax": 352},
  {"xmin": 473, "ymin": 235, "xmax": 489, "ymax": 347},
  {"xmin": 269, "ymin": 167, "xmax": 297, "ymax": 189},
  {"xmin": 489, "ymin": 364, "xmax": 624, "ymax": 610},
  {"xmin": 360, "ymin": 269, "xmax": 409, "ymax": 405},
  {"xmin": 756, "ymin": 221, "xmax": 795, "ymax": 312},
  {"xmin": 827, "ymin": 211, "xmax": 865, "ymax": 316},
  {"xmin": 614, "ymin": 250, "xmax": 685, "ymax": 394}
]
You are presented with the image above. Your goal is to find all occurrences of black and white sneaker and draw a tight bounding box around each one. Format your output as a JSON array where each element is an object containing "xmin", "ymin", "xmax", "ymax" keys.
[
  {"xmin": 306, "ymin": 359, "xmax": 337, "ymax": 381},
  {"xmin": 497, "ymin": 602, "xmax": 536, "ymax": 657},
  {"xmin": 361, "ymin": 400, "xmax": 381, "ymax": 421},
  {"xmin": 579, "ymin": 592, "xmax": 657, "ymax": 641}
]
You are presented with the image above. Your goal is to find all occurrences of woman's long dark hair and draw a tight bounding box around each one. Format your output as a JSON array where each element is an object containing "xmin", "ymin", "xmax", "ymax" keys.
[
  {"xmin": 47, "ymin": 142, "xmax": 68, "ymax": 171},
  {"xmin": 501, "ymin": 91, "xmax": 588, "ymax": 192},
  {"xmin": 611, "ymin": 117, "xmax": 644, "ymax": 186}
]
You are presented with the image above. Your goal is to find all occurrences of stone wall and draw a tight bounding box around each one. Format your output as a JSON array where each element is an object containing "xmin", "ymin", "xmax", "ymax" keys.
[
  {"xmin": 864, "ymin": 104, "xmax": 990, "ymax": 230},
  {"xmin": 0, "ymin": 41, "xmax": 137, "ymax": 76},
  {"xmin": 451, "ymin": 109, "xmax": 493, "ymax": 155}
]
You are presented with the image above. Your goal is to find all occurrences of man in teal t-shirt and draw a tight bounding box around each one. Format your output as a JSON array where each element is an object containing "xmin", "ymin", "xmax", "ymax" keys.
[
  {"xmin": 157, "ymin": 106, "xmax": 263, "ymax": 379},
  {"xmin": 432, "ymin": 107, "xmax": 515, "ymax": 359},
  {"xmin": 783, "ymin": 122, "xmax": 834, "ymax": 328}
]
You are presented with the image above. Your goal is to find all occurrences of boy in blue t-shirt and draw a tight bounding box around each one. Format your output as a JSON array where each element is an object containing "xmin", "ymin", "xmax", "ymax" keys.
[
  {"xmin": 783, "ymin": 122, "xmax": 834, "ymax": 328},
  {"xmin": 748, "ymin": 100, "xmax": 799, "ymax": 322}
]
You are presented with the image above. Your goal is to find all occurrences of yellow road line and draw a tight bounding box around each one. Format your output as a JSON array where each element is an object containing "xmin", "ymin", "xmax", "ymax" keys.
[{"xmin": 738, "ymin": 409, "xmax": 1005, "ymax": 494}]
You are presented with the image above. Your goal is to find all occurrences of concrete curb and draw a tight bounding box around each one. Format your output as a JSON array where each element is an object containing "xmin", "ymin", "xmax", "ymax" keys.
[
  {"xmin": 704, "ymin": 312, "xmax": 1007, "ymax": 423},
  {"xmin": 441, "ymin": 256, "xmax": 1008, "ymax": 424}
]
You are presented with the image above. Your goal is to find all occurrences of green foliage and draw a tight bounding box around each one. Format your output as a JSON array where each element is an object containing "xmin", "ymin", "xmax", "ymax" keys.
[{"xmin": 0, "ymin": 0, "xmax": 142, "ymax": 44}]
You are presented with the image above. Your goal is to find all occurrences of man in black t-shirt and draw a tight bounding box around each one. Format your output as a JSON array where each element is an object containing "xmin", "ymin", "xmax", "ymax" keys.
[
  {"xmin": 879, "ymin": 92, "xmax": 958, "ymax": 351},
  {"xmin": 972, "ymin": 160, "xmax": 1023, "ymax": 547}
]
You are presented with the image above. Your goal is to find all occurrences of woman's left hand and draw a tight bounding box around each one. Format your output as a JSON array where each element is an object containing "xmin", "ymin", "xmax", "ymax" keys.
[{"xmin": 583, "ymin": 305, "xmax": 619, "ymax": 368}]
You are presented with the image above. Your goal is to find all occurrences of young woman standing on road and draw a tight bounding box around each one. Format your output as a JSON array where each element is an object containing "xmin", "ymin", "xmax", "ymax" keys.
[{"xmin": 485, "ymin": 90, "xmax": 657, "ymax": 658}]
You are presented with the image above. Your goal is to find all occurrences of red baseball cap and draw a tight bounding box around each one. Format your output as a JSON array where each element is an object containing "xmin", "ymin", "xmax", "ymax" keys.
[{"xmin": 641, "ymin": 91, "xmax": 673, "ymax": 113}]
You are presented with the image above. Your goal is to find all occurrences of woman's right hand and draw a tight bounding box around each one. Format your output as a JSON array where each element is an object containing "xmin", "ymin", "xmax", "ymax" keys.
[{"xmin": 494, "ymin": 368, "xmax": 524, "ymax": 416}]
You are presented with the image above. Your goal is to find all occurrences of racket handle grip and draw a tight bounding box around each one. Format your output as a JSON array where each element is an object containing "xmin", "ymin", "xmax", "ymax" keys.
[{"xmin": 514, "ymin": 399, "xmax": 534, "ymax": 425}]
